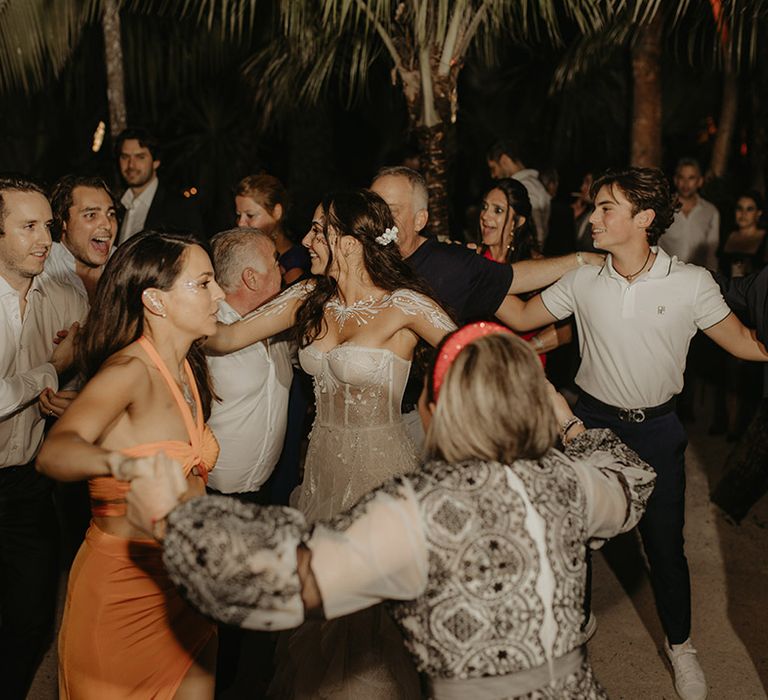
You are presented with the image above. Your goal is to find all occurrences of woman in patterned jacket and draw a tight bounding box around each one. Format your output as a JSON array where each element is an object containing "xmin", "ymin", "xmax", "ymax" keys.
[{"xmin": 126, "ymin": 322, "xmax": 656, "ymax": 700}]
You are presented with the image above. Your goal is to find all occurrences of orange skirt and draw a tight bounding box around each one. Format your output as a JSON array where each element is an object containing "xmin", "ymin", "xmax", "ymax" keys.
[{"xmin": 59, "ymin": 523, "xmax": 216, "ymax": 699}]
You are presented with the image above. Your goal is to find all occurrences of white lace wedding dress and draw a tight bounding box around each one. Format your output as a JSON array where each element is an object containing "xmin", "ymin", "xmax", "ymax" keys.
[
  {"xmin": 295, "ymin": 343, "xmax": 419, "ymax": 521},
  {"xmin": 271, "ymin": 340, "xmax": 423, "ymax": 699}
]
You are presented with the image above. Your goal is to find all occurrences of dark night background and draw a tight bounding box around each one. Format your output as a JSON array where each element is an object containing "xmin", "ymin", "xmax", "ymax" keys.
[{"xmin": 0, "ymin": 5, "xmax": 765, "ymax": 241}]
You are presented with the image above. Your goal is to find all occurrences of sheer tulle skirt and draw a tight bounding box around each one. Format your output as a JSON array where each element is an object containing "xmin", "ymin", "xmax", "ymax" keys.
[
  {"xmin": 273, "ymin": 419, "xmax": 421, "ymax": 699},
  {"xmin": 295, "ymin": 421, "xmax": 418, "ymax": 523}
]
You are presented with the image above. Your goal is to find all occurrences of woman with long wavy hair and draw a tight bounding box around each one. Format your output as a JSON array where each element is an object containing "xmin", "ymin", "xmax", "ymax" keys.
[
  {"xmin": 479, "ymin": 177, "xmax": 571, "ymax": 363},
  {"xmin": 37, "ymin": 231, "xmax": 225, "ymax": 699},
  {"xmin": 206, "ymin": 188, "xmax": 455, "ymax": 698}
]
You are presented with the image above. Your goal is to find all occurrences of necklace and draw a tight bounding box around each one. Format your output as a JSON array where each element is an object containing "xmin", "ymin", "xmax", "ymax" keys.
[
  {"xmin": 178, "ymin": 373, "xmax": 197, "ymax": 419},
  {"xmin": 616, "ymin": 249, "xmax": 652, "ymax": 282},
  {"xmin": 327, "ymin": 293, "xmax": 392, "ymax": 330}
]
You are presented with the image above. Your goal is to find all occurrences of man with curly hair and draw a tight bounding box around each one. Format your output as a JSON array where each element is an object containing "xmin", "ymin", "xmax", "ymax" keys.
[{"xmin": 500, "ymin": 167, "xmax": 768, "ymax": 700}]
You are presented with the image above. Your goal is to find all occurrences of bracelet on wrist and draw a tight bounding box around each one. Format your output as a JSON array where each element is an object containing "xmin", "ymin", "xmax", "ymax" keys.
[{"xmin": 560, "ymin": 416, "xmax": 584, "ymax": 443}]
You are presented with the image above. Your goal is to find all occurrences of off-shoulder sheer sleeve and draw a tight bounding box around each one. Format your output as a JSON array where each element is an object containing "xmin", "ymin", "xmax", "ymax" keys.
[
  {"xmin": 162, "ymin": 496, "xmax": 307, "ymax": 630},
  {"xmin": 563, "ymin": 429, "xmax": 656, "ymax": 546},
  {"xmin": 308, "ymin": 478, "xmax": 429, "ymax": 619}
]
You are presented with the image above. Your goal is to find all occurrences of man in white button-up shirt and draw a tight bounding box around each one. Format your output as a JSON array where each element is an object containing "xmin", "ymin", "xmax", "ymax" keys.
[
  {"xmin": 499, "ymin": 167, "xmax": 768, "ymax": 700},
  {"xmin": 0, "ymin": 176, "xmax": 87, "ymax": 698},
  {"xmin": 206, "ymin": 227, "xmax": 293, "ymax": 692},
  {"xmin": 662, "ymin": 159, "xmax": 720, "ymax": 269},
  {"xmin": 207, "ymin": 228, "xmax": 293, "ymax": 499}
]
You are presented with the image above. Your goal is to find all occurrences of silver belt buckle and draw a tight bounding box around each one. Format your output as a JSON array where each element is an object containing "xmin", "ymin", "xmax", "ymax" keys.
[{"xmin": 618, "ymin": 407, "xmax": 646, "ymax": 423}]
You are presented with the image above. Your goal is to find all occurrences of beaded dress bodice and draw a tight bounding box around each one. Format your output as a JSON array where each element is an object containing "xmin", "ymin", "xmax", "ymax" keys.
[
  {"xmin": 296, "ymin": 343, "xmax": 417, "ymax": 522},
  {"xmin": 299, "ymin": 344, "xmax": 410, "ymax": 429}
]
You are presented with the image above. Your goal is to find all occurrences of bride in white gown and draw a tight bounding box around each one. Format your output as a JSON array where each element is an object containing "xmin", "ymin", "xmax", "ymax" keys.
[{"xmin": 206, "ymin": 189, "xmax": 455, "ymax": 698}]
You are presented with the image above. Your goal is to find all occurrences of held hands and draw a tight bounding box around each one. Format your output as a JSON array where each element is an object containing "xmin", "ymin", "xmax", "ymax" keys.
[
  {"xmin": 125, "ymin": 453, "xmax": 188, "ymax": 539},
  {"xmin": 38, "ymin": 388, "xmax": 78, "ymax": 419},
  {"xmin": 545, "ymin": 382, "xmax": 585, "ymax": 444}
]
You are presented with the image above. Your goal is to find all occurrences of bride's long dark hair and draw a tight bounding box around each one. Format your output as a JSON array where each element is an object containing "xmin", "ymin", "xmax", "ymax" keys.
[{"xmin": 294, "ymin": 189, "xmax": 435, "ymax": 347}]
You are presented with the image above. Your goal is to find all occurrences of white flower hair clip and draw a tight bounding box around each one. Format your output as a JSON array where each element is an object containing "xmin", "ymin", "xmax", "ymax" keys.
[{"xmin": 375, "ymin": 226, "xmax": 399, "ymax": 246}]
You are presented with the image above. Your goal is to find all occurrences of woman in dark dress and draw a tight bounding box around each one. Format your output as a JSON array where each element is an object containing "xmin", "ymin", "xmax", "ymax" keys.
[{"xmin": 718, "ymin": 191, "xmax": 767, "ymax": 438}]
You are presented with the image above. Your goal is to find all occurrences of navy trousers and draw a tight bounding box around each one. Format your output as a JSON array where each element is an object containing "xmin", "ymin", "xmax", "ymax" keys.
[{"xmin": 575, "ymin": 397, "xmax": 691, "ymax": 644}]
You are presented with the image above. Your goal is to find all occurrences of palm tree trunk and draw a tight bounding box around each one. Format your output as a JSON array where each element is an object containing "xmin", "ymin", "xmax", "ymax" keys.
[
  {"xmin": 630, "ymin": 12, "xmax": 663, "ymax": 167},
  {"xmin": 412, "ymin": 50, "xmax": 453, "ymax": 238},
  {"xmin": 708, "ymin": 66, "xmax": 739, "ymax": 179},
  {"xmin": 417, "ymin": 122, "xmax": 450, "ymax": 238},
  {"xmin": 102, "ymin": 0, "xmax": 127, "ymax": 138}
]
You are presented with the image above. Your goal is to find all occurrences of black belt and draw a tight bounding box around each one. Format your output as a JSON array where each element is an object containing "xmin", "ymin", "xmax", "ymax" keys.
[{"xmin": 579, "ymin": 391, "xmax": 676, "ymax": 423}]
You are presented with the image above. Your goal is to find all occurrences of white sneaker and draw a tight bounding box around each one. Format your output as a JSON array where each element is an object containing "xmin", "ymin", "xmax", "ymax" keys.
[
  {"xmin": 665, "ymin": 638, "xmax": 707, "ymax": 700},
  {"xmin": 582, "ymin": 612, "xmax": 598, "ymax": 642}
]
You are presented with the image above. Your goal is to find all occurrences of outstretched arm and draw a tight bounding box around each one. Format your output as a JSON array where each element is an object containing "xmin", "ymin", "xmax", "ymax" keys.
[
  {"xmin": 703, "ymin": 313, "xmax": 768, "ymax": 361},
  {"xmin": 130, "ymin": 477, "xmax": 428, "ymax": 630},
  {"xmin": 204, "ymin": 280, "xmax": 313, "ymax": 355},
  {"xmin": 494, "ymin": 294, "xmax": 560, "ymax": 332},
  {"xmin": 509, "ymin": 252, "xmax": 603, "ymax": 295}
]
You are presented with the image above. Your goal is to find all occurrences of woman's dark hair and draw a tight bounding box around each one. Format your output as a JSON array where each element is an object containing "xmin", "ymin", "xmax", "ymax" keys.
[
  {"xmin": 293, "ymin": 189, "xmax": 439, "ymax": 347},
  {"xmin": 77, "ymin": 230, "xmax": 217, "ymax": 419},
  {"xmin": 590, "ymin": 167, "xmax": 678, "ymax": 245},
  {"xmin": 736, "ymin": 190, "xmax": 765, "ymax": 214},
  {"xmin": 480, "ymin": 178, "xmax": 540, "ymax": 263}
]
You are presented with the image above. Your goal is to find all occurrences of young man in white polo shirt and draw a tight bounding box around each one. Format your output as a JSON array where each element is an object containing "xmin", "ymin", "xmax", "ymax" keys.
[{"xmin": 503, "ymin": 167, "xmax": 768, "ymax": 700}]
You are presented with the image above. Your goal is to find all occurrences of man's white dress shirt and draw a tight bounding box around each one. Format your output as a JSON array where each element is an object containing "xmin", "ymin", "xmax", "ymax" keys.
[
  {"xmin": 119, "ymin": 177, "xmax": 159, "ymax": 245},
  {"xmin": 661, "ymin": 197, "xmax": 720, "ymax": 269},
  {"xmin": 0, "ymin": 273, "xmax": 88, "ymax": 468},
  {"xmin": 45, "ymin": 242, "xmax": 88, "ymax": 301},
  {"xmin": 207, "ymin": 300, "xmax": 293, "ymax": 493}
]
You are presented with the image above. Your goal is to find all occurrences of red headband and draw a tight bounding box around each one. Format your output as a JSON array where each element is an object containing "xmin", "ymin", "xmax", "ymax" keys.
[{"xmin": 432, "ymin": 322, "xmax": 513, "ymax": 402}]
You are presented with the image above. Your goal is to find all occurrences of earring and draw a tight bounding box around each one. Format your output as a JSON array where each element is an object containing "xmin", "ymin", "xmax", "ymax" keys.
[{"xmin": 143, "ymin": 291, "xmax": 167, "ymax": 317}]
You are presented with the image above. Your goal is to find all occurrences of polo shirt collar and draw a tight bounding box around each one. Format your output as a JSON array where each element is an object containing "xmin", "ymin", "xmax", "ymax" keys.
[{"xmin": 602, "ymin": 246, "xmax": 671, "ymax": 281}]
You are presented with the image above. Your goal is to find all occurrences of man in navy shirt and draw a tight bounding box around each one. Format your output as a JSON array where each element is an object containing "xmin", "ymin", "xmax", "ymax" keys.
[
  {"xmin": 371, "ymin": 167, "xmax": 600, "ymax": 325},
  {"xmin": 370, "ymin": 166, "xmax": 600, "ymax": 446}
]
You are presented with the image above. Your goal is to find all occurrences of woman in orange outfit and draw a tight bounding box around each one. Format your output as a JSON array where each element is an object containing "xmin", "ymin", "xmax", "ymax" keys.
[{"xmin": 37, "ymin": 230, "xmax": 225, "ymax": 699}]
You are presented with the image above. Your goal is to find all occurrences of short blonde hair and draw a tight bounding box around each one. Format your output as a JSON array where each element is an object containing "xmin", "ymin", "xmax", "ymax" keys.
[{"xmin": 425, "ymin": 333, "xmax": 557, "ymax": 464}]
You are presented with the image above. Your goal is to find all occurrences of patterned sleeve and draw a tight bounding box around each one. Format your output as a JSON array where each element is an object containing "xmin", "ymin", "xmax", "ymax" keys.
[
  {"xmin": 563, "ymin": 429, "xmax": 656, "ymax": 547},
  {"xmin": 307, "ymin": 477, "xmax": 429, "ymax": 619},
  {"xmin": 162, "ymin": 496, "xmax": 308, "ymax": 630}
]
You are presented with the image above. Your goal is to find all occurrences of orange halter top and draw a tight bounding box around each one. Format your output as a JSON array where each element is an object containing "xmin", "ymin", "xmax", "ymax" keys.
[{"xmin": 89, "ymin": 336, "xmax": 219, "ymax": 517}]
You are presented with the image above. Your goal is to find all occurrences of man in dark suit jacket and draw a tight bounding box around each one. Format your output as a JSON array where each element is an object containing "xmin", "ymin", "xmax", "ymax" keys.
[{"xmin": 115, "ymin": 127, "xmax": 204, "ymax": 244}]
